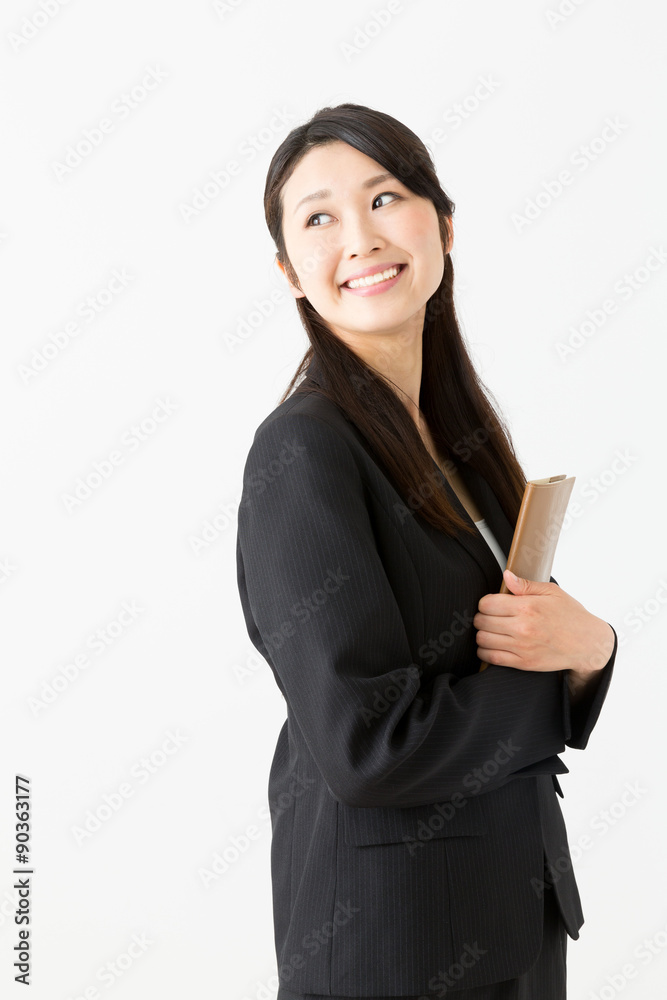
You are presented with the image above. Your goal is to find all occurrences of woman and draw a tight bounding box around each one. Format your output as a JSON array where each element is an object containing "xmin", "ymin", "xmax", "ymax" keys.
[{"xmin": 236, "ymin": 104, "xmax": 617, "ymax": 1000}]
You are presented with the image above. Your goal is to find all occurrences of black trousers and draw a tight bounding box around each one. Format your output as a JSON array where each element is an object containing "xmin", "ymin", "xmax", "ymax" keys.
[{"xmin": 277, "ymin": 874, "xmax": 567, "ymax": 1000}]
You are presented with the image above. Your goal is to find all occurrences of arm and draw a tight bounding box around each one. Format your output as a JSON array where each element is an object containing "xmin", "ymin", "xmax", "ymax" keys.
[
  {"xmin": 237, "ymin": 411, "xmax": 598, "ymax": 808},
  {"xmin": 562, "ymin": 624, "xmax": 617, "ymax": 748},
  {"xmin": 547, "ymin": 573, "xmax": 617, "ymax": 747}
]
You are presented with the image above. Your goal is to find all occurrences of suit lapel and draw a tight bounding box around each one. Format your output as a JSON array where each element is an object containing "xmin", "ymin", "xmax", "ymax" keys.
[
  {"xmin": 430, "ymin": 459, "xmax": 513, "ymax": 592},
  {"xmin": 301, "ymin": 357, "xmax": 513, "ymax": 592},
  {"xmin": 460, "ymin": 461, "xmax": 515, "ymax": 556}
]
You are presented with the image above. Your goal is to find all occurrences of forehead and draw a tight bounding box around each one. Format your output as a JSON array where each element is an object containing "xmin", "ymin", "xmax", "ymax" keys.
[{"xmin": 281, "ymin": 141, "xmax": 395, "ymax": 217}]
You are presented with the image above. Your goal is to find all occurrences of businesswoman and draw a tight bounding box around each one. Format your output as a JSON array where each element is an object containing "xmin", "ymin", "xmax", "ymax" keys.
[{"xmin": 236, "ymin": 104, "xmax": 617, "ymax": 999}]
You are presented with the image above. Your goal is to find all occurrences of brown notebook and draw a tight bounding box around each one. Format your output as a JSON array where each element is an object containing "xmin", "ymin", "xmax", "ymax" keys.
[{"xmin": 478, "ymin": 474, "xmax": 575, "ymax": 672}]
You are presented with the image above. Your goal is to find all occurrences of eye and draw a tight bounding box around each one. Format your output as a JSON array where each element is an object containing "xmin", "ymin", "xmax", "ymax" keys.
[
  {"xmin": 305, "ymin": 210, "xmax": 333, "ymax": 228},
  {"xmin": 305, "ymin": 190, "xmax": 402, "ymax": 227},
  {"xmin": 373, "ymin": 190, "xmax": 401, "ymax": 208}
]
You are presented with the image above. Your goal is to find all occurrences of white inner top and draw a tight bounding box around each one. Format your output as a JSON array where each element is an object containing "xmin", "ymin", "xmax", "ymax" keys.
[{"xmin": 473, "ymin": 517, "xmax": 508, "ymax": 572}]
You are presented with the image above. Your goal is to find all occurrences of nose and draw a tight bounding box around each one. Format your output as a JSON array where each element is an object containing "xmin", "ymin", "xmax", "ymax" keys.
[{"xmin": 341, "ymin": 213, "xmax": 385, "ymax": 259}]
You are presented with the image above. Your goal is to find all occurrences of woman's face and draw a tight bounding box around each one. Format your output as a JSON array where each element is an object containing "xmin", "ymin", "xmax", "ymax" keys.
[{"xmin": 277, "ymin": 140, "xmax": 450, "ymax": 350}]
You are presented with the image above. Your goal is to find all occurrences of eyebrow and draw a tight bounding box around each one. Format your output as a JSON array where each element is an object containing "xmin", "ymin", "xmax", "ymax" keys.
[{"xmin": 292, "ymin": 172, "xmax": 396, "ymax": 216}]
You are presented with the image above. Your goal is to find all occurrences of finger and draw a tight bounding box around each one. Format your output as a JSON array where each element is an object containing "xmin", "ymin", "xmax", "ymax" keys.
[
  {"xmin": 473, "ymin": 613, "xmax": 518, "ymax": 635},
  {"xmin": 476, "ymin": 644, "xmax": 526, "ymax": 669},
  {"xmin": 477, "ymin": 593, "xmax": 528, "ymax": 617},
  {"xmin": 475, "ymin": 629, "xmax": 515, "ymax": 650}
]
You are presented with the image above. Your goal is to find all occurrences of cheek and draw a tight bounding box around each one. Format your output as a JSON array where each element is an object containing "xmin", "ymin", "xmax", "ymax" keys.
[
  {"xmin": 400, "ymin": 208, "xmax": 443, "ymax": 261},
  {"xmin": 295, "ymin": 240, "xmax": 339, "ymax": 287}
]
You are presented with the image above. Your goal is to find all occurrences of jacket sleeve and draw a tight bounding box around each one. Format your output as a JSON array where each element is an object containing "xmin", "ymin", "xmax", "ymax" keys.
[
  {"xmin": 236, "ymin": 410, "xmax": 615, "ymax": 808},
  {"xmin": 562, "ymin": 625, "xmax": 617, "ymax": 750}
]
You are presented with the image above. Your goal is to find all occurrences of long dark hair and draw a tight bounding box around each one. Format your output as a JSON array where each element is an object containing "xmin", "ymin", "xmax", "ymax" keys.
[{"xmin": 263, "ymin": 103, "xmax": 527, "ymax": 537}]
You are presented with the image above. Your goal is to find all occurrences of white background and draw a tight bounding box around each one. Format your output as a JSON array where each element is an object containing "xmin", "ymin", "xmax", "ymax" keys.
[{"xmin": 1, "ymin": 0, "xmax": 666, "ymax": 997}]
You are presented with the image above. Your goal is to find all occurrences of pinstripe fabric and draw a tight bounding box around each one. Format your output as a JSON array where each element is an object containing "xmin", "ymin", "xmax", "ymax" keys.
[
  {"xmin": 276, "ymin": 882, "xmax": 566, "ymax": 999},
  {"xmin": 236, "ymin": 375, "xmax": 616, "ymax": 996}
]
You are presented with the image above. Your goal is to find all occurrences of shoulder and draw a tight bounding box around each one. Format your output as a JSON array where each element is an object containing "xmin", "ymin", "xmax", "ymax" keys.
[
  {"xmin": 238, "ymin": 391, "xmax": 371, "ymax": 532},
  {"xmin": 243, "ymin": 390, "xmax": 362, "ymax": 477},
  {"xmin": 251, "ymin": 389, "xmax": 352, "ymax": 443}
]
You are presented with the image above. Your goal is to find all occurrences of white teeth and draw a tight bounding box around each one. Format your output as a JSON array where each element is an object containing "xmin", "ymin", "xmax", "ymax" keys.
[{"xmin": 345, "ymin": 265, "xmax": 401, "ymax": 288}]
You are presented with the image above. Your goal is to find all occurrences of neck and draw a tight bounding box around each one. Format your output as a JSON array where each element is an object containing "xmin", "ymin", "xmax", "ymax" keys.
[{"xmin": 330, "ymin": 313, "xmax": 426, "ymax": 426}]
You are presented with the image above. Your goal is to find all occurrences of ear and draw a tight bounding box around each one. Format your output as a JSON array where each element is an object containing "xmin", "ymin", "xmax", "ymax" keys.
[{"xmin": 276, "ymin": 256, "xmax": 306, "ymax": 299}]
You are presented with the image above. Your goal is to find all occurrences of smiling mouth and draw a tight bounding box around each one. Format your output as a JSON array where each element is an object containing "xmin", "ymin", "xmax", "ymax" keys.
[{"xmin": 341, "ymin": 263, "xmax": 406, "ymax": 289}]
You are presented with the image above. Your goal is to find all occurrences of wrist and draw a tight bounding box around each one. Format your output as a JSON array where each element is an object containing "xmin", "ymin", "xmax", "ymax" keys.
[{"xmin": 575, "ymin": 618, "xmax": 614, "ymax": 676}]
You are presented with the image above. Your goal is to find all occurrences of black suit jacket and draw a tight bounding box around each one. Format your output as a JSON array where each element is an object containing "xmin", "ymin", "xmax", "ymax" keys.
[{"xmin": 236, "ymin": 366, "xmax": 617, "ymax": 996}]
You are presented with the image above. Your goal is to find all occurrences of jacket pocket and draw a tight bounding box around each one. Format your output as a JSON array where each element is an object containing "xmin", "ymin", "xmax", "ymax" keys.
[{"xmin": 340, "ymin": 795, "xmax": 487, "ymax": 847}]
